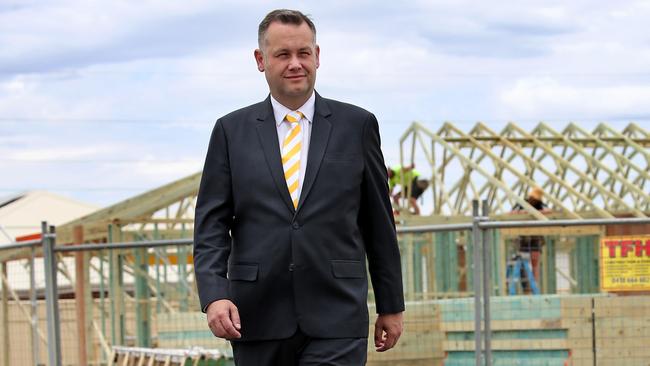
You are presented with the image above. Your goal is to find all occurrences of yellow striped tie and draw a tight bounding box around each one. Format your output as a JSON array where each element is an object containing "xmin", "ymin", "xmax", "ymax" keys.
[{"xmin": 282, "ymin": 111, "xmax": 303, "ymax": 208}]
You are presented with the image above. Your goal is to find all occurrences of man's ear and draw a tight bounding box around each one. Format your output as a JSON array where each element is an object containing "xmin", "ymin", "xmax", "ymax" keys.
[
  {"xmin": 254, "ymin": 49, "xmax": 265, "ymax": 72},
  {"xmin": 315, "ymin": 45, "xmax": 320, "ymax": 69}
]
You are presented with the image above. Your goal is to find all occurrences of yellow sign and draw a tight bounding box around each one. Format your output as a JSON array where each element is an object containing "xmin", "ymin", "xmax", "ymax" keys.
[{"xmin": 600, "ymin": 235, "xmax": 650, "ymax": 292}]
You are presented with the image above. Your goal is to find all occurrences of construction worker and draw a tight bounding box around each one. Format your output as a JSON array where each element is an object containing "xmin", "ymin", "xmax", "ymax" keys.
[
  {"xmin": 511, "ymin": 187, "xmax": 550, "ymax": 293},
  {"xmin": 387, "ymin": 164, "xmax": 429, "ymax": 215}
]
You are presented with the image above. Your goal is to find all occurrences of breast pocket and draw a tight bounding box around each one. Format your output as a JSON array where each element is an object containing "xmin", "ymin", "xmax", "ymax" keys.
[
  {"xmin": 320, "ymin": 153, "xmax": 363, "ymax": 196},
  {"xmin": 323, "ymin": 153, "xmax": 362, "ymax": 163}
]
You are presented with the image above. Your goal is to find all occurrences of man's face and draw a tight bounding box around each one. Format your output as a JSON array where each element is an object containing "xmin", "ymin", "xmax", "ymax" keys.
[{"xmin": 254, "ymin": 21, "xmax": 320, "ymax": 107}]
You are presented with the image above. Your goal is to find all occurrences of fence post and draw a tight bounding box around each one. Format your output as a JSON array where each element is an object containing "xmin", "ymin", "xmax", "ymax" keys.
[
  {"xmin": 1, "ymin": 258, "xmax": 9, "ymax": 366},
  {"xmin": 73, "ymin": 225, "xmax": 89, "ymax": 366},
  {"xmin": 30, "ymin": 244, "xmax": 39, "ymax": 366},
  {"xmin": 482, "ymin": 200, "xmax": 492, "ymax": 365},
  {"xmin": 179, "ymin": 223, "xmax": 189, "ymax": 312},
  {"xmin": 43, "ymin": 222, "xmax": 62, "ymax": 366},
  {"xmin": 472, "ymin": 200, "xmax": 483, "ymax": 366},
  {"xmin": 108, "ymin": 224, "xmax": 125, "ymax": 345},
  {"xmin": 135, "ymin": 247, "xmax": 151, "ymax": 347}
]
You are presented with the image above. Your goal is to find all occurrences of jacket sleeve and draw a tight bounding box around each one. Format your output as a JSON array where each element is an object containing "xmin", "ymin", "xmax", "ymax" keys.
[
  {"xmin": 193, "ymin": 119, "xmax": 234, "ymax": 312},
  {"xmin": 359, "ymin": 113, "xmax": 405, "ymax": 314}
]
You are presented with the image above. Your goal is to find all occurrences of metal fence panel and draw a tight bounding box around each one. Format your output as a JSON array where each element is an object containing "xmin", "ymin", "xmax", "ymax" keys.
[{"xmin": 1, "ymin": 211, "xmax": 650, "ymax": 365}]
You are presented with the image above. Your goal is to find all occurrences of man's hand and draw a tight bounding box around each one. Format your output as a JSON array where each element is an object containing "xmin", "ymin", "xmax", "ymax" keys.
[
  {"xmin": 206, "ymin": 299, "xmax": 241, "ymax": 339},
  {"xmin": 374, "ymin": 312, "xmax": 403, "ymax": 352}
]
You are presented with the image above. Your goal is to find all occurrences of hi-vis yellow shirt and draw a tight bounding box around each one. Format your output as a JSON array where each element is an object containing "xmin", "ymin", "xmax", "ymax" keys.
[{"xmin": 388, "ymin": 165, "xmax": 420, "ymax": 190}]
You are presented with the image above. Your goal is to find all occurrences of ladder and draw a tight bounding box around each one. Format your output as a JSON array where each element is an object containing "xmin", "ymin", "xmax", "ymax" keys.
[{"xmin": 506, "ymin": 253, "xmax": 540, "ymax": 295}]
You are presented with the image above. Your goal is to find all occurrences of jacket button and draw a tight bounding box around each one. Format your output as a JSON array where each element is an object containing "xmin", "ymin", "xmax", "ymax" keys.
[
  {"xmin": 289, "ymin": 263, "xmax": 295, "ymax": 271},
  {"xmin": 292, "ymin": 222, "xmax": 300, "ymax": 230}
]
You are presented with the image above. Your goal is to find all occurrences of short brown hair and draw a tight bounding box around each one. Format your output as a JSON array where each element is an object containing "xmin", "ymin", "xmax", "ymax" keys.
[{"xmin": 258, "ymin": 9, "xmax": 316, "ymax": 48}]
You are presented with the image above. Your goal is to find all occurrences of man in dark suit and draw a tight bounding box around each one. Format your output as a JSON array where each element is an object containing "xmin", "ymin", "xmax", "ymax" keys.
[{"xmin": 193, "ymin": 9, "xmax": 404, "ymax": 365}]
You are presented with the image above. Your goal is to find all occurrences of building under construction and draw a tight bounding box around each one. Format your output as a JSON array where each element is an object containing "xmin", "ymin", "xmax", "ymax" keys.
[
  {"xmin": 1, "ymin": 122, "xmax": 649, "ymax": 365},
  {"xmin": 394, "ymin": 121, "xmax": 649, "ymax": 296}
]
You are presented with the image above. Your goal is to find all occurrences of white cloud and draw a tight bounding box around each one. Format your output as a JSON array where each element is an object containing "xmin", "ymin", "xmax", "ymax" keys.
[
  {"xmin": 536, "ymin": 6, "xmax": 568, "ymax": 21},
  {"xmin": 122, "ymin": 158, "xmax": 202, "ymax": 182},
  {"xmin": 500, "ymin": 77, "xmax": 650, "ymax": 119},
  {"xmin": 0, "ymin": 1, "xmax": 249, "ymax": 73},
  {"xmin": 0, "ymin": 73, "xmax": 116, "ymax": 121},
  {"xmin": 0, "ymin": 0, "xmax": 649, "ymax": 206},
  {"xmin": 2, "ymin": 144, "xmax": 121, "ymax": 160},
  {"xmin": 0, "ymin": 78, "xmax": 27, "ymax": 93},
  {"xmin": 0, "ymin": 134, "xmax": 42, "ymax": 145}
]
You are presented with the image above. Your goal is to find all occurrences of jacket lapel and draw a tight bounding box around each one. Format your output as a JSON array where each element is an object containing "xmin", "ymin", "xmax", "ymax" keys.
[
  {"xmin": 296, "ymin": 93, "xmax": 332, "ymax": 214},
  {"xmin": 255, "ymin": 97, "xmax": 296, "ymax": 214}
]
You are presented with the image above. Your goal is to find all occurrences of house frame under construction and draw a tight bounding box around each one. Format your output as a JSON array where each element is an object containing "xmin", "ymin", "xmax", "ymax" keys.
[{"xmin": 2, "ymin": 122, "xmax": 649, "ymax": 365}]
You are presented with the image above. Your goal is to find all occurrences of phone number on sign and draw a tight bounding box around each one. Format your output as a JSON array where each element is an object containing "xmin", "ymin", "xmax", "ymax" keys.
[{"xmin": 610, "ymin": 277, "xmax": 650, "ymax": 284}]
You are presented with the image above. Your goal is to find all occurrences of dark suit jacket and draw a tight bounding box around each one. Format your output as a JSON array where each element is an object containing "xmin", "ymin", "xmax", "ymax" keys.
[{"xmin": 193, "ymin": 92, "xmax": 404, "ymax": 341}]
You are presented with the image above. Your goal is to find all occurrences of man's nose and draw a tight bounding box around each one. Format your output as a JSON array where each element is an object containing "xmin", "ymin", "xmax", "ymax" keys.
[{"xmin": 288, "ymin": 55, "xmax": 302, "ymax": 70}]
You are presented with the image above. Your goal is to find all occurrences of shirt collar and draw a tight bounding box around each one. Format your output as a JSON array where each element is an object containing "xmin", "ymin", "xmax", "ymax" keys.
[{"xmin": 270, "ymin": 91, "xmax": 315, "ymax": 127}]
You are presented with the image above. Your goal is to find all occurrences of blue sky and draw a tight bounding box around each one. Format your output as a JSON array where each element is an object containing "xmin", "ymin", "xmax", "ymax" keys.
[{"xmin": 1, "ymin": 0, "xmax": 649, "ymax": 207}]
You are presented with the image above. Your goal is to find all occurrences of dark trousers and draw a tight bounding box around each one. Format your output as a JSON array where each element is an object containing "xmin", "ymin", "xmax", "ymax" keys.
[{"xmin": 231, "ymin": 328, "xmax": 368, "ymax": 366}]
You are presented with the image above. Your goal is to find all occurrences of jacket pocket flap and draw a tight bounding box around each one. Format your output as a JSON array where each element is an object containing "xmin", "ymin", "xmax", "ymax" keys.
[
  {"xmin": 331, "ymin": 260, "xmax": 364, "ymax": 278},
  {"xmin": 228, "ymin": 264, "xmax": 258, "ymax": 281}
]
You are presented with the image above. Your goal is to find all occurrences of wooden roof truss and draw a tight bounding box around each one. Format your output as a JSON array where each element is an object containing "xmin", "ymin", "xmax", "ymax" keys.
[{"xmin": 399, "ymin": 122, "xmax": 649, "ymax": 219}]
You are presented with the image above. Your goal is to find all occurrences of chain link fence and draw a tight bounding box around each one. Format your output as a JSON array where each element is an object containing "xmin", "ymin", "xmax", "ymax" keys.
[{"xmin": 1, "ymin": 202, "xmax": 650, "ymax": 365}]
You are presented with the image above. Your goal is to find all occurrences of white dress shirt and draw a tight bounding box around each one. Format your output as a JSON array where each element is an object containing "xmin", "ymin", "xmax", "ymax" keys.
[{"xmin": 270, "ymin": 92, "xmax": 315, "ymax": 203}]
